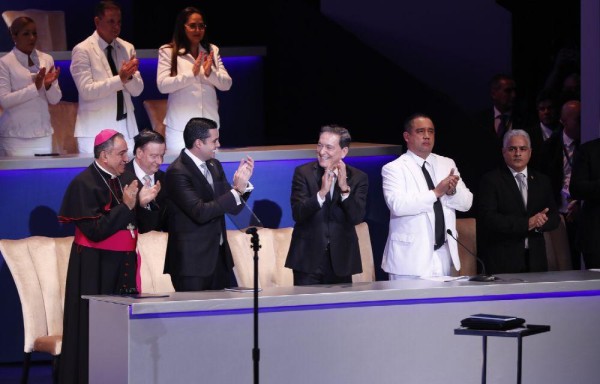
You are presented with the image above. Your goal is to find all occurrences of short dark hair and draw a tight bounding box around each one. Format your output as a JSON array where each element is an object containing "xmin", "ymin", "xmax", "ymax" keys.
[
  {"xmin": 403, "ymin": 113, "xmax": 432, "ymax": 132},
  {"xmin": 490, "ymin": 73, "xmax": 515, "ymax": 90},
  {"xmin": 9, "ymin": 17, "xmax": 35, "ymax": 37},
  {"xmin": 94, "ymin": 132, "xmax": 124, "ymax": 159},
  {"xmin": 95, "ymin": 1, "xmax": 121, "ymax": 18},
  {"xmin": 536, "ymin": 89, "xmax": 558, "ymax": 106},
  {"xmin": 320, "ymin": 124, "xmax": 351, "ymax": 149},
  {"xmin": 183, "ymin": 117, "xmax": 217, "ymax": 149},
  {"xmin": 133, "ymin": 129, "xmax": 165, "ymax": 155}
]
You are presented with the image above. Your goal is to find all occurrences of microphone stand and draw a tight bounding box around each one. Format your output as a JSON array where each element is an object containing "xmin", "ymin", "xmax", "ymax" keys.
[
  {"xmin": 446, "ymin": 229, "xmax": 499, "ymax": 282},
  {"xmin": 246, "ymin": 227, "xmax": 261, "ymax": 384}
]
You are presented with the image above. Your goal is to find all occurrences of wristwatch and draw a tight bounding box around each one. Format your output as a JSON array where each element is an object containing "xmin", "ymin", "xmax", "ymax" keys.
[{"xmin": 341, "ymin": 187, "xmax": 351, "ymax": 195}]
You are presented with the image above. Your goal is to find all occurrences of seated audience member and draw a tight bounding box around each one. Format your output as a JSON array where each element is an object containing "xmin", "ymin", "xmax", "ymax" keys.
[
  {"xmin": 285, "ymin": 124, "xmax": 368, "ymax": 285},
  {"xmin": 570, "ymin": 137, "xmax": 600, "ymax": 269},
  {"xmin": 381, "ymin": 114, "xmax": 472, "ymax": 278},
  {"xmin": 0, "ymin": 16, "xmax": 61, "ymax": 156},
  {"xmin": 125, "ymin": 129, "xmax": 168, "ymax": 232},
  {"xmin": 477, "ymin": 129, "xmax": 559, "ymax": 274},
  {"xmin": 164, "ymin": 117, "xmax": 253, "ymax": 291}
]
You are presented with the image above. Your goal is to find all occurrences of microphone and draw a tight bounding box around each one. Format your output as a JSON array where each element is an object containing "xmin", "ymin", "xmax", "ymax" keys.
[{"xmin": 446, "ymin": 229, "xmax": 499, "ymax": 282}]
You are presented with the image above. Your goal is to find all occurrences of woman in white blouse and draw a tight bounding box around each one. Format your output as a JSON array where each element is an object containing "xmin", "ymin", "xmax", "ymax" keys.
[
  {"xmin": 0, "ymin": 16, "xmax": 61, "ymax": 156},
  {"xmin": 157, "ymin": 7, "xmax": 232, "ymax": 152}
]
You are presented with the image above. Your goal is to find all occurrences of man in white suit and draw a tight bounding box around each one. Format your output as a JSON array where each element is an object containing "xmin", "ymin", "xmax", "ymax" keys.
[
  {"xmin": 70, "ymin": 1, "xmax": 143, "ymax": 154},
  {"xmin": 382, "ymin": 113, "xmax": 473, "ymax": 278}
]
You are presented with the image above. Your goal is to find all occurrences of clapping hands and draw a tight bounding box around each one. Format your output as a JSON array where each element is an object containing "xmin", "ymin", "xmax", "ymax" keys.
[
  {"xmin": 192, "ymin": 51, "xmax": 214, "ymax": 77},
  {"xmin": 233, "ymin": 156, "xmax": 254, "ymax": 194},
  {"xmin": 119, "ymin": 55, "xmax": 139, "ymax": 83}
]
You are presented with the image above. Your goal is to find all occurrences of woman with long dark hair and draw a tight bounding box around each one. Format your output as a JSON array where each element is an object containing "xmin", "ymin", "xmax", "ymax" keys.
[{"xmin": 157, "ymin": 7, "xmax": 232, "ymax": 151}]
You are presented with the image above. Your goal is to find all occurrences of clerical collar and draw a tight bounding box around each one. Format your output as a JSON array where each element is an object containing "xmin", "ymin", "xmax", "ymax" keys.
[{"xmin": 94, "ymin": 161, "xmax": 117, "ymax": 179}]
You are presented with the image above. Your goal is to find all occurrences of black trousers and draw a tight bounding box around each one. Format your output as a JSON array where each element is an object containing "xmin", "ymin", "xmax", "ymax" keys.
[
  {"xmin": 171, "ymin": 246, "xmax": 233, "ymax": 291},
  {"xmin": 293, "ymin": 245, "xmax": 352, "ymax": 286}
]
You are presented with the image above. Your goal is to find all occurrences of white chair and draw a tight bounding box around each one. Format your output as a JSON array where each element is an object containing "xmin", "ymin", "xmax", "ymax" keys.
[
  {"xmin": 0, "ymin": 236, "xmax": 73, "ymax": 384},
  {"xmin": 229, "ymin": 227, "xmax": 294, "ymax": 288},
  {"xmin": 544, "ymin": 214, "xmax": 573, "ymax": 271},
  {"xmin": 229, "ymin": 223, "xmax": 376, "ymax": 288},
  {"xmin": 137, "ymin": 231, "xmax": 175, "ymax": 293},
  {"xmin": 2, "ymin": 10, "xmax": 67, "ymax": 52},
  {"xmin": 455, "ymin": 218, "xmax": 477, "ymax": 276},
  {"xmin": 49, "ymin": 101, "xmax": 79, "ymax": 154}
]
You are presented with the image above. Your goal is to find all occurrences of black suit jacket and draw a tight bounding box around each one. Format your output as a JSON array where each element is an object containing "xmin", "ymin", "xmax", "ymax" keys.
[
  {"xmin": 570, "ymin": 138, "xmax": 600, "ymax": 254},
  {"xmin": 471, "ymin": 108, "xmax": 506, "ymax": 173},
  {"xmin": 528, "ymin": 122, "xmax": 560, "ymax": 167},
  {"xmin": 476, "ymin": 166, "xmax": 559, "ymax": 274},
  {"xmin": 285, "ymin": 161, "xmax": 368, "ymax": 276},
  {"xmin": 164, "ymin": 150, "xmax": 249, "ymax": 277},
  {"xmin": 124, "ymin": 160, "xmax": 168, "ymax": 232}
]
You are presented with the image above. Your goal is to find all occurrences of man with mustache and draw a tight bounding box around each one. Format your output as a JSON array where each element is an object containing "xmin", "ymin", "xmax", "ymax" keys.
[{"xmin": 477, "ymin": 129, "xmax": 559, "ymax": 274}]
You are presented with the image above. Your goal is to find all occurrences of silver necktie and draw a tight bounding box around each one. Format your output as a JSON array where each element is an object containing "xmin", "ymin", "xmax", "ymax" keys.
[
  {"xmin": 200, "ymin": 163, "xmax": 214, "ymax": 190},
  {"xmin": 516, "ymin": 173, "xmax": 527, "ymax": 208}
]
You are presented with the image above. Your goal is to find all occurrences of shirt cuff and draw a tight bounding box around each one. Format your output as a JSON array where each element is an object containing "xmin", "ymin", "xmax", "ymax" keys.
[{"xmin": 317, "ymin": 192, "xmax": 325, "ymax": 207}]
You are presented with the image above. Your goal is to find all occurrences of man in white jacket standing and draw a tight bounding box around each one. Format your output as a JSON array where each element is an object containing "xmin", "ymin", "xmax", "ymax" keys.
[
  {"xmin": 382, "ymin": 113, "xmax": 473, "ymax": 278},
  {"xmin": 70, "ymin": 1, "xmax": 143, "ymax": 154}
]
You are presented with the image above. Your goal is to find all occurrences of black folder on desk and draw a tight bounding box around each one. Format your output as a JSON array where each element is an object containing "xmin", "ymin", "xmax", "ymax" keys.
[{"xmin": 460, "ymin": 313, "xmax": 525, "ymax": 330}]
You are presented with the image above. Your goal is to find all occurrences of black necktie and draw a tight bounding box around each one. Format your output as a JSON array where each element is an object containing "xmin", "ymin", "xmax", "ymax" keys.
[
  {"xmin": 421, "ymin": 162, "xmax": 445, "ymax": 250},
  {"xmin": 497, "ymin": 114, "xmax": 509, "ymax": 139},
  {"xmin": 105, "ymin": 45, "xmax": 125, "ymax": 121}
]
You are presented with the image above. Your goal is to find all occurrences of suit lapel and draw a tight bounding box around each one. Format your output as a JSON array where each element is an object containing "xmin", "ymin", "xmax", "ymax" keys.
[
  {"xmin": 401, "ymin": 154, "xmax": 436, "ymax": 233},
  {"xmin": 181, "ymin": 151, "xmax": 214, "ymax": 197},
  {"xmin": 402, "ymin": 155, "xmax": 431, "ymax": 194},
  {"xmin": 90, "ymin": 37, "xmax": 113, "ymax": 77},
  {"xmin": 312, "ymin": 162, "xmax": 324, "ymax": 192},
  {"xmin": 526, "ymin": 170, "xmax": 540, "ymax": 214}
]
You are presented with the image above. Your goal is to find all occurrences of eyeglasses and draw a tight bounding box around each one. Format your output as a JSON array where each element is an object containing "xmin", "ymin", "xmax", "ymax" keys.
[{"xmin": 185, "ymin": 23, "xmax": 207, "ymax": 31}]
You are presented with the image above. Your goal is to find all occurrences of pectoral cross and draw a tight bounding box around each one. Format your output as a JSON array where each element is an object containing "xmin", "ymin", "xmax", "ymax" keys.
[{"xmin": 127, "ymin": 223, "xmax": 136, "ymax": 239}]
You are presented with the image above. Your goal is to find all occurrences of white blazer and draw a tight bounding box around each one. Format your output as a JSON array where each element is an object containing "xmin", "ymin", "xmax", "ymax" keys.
[
  {"xmin": 157, "ymin": 43, "xmax": 232, "ymax": 135},
  {"xmin": 381, "ymin": 151, "xmax": 473, "ymax": 276},
  {"xmin": 0, "ymin": 48, "xmax": 61, "ymax": 138},
  {"xmin": 70, "ymin": 31, "xmax": 143, "ymax": 139}
]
